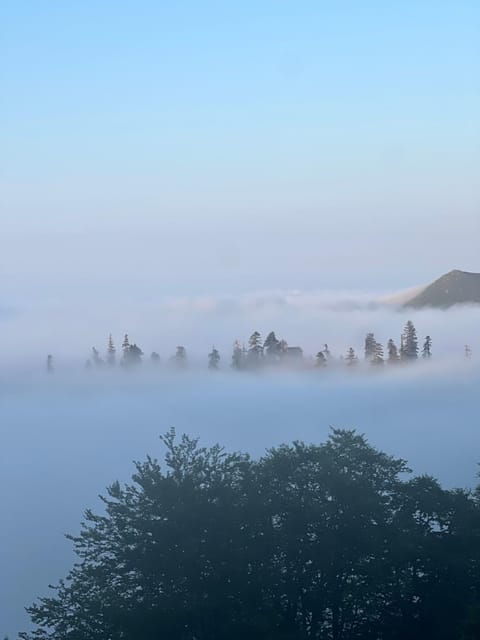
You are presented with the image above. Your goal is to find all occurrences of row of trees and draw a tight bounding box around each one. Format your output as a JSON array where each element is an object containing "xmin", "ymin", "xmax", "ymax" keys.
[
  {"xmin": 20, "ymin": 429, "xmax": 480, "ymax": 639},
  {"xmin": 46, "ymin": 321, "xmax": 473, "ymax": 373}
]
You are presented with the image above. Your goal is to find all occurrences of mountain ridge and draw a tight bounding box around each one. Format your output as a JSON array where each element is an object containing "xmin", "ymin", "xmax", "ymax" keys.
[{"xmin": 404, "ymin": 269, "xmax": 480, "ymax": 308}]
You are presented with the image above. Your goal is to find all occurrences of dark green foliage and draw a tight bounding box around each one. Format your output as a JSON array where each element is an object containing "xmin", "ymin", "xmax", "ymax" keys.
[{"xmin": 21, "ymin": 430, "xmax": 480, "ymax": 640}]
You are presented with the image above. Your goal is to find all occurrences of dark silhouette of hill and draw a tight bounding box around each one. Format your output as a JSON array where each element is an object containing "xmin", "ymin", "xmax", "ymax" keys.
[{"xmin": 405, "ymin": 269, "xmax": 480, "ymax": 308}]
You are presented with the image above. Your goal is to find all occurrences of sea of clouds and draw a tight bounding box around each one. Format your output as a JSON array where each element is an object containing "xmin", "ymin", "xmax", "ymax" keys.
[{"xmin": 2, "ymin": 290, "xmax": 480, "ymax": 635}]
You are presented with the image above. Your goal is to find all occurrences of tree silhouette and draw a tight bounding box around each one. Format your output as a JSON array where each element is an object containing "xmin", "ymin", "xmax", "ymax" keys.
[
  {"xmin": 422, "ymin": 335, "xmax": 432, "ymax": 359},
  {"xmin": 208, "ymin": 346, "xmax": 220, "ymax": 370},
  {"xmin": 21, "ymin": 430, "xmax": 480, "ymax": 640},
  {"xmin": 106, "ymin": 334, "xmax": 116, "ymax": 366}
]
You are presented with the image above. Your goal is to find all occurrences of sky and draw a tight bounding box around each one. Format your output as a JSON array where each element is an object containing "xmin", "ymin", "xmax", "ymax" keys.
[{"xmin": 1, "ymin": 0, "xmax": 479, "ymax": 303}]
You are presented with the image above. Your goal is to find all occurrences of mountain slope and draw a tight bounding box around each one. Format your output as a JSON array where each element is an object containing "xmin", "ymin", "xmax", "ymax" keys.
[{"xmin": 405, "ymin": 270, "xmax": 480, "ymax": 308}]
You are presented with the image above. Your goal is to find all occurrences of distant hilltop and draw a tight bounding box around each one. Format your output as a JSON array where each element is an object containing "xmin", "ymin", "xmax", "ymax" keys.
[{"xmin": 403, "ymin": 270, "xmax": 480, "ymax": 309}]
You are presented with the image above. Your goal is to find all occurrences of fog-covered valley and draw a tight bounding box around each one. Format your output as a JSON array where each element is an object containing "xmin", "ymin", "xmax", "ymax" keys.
[{"xmin": 2, "ymin": 295, "xmax": 480, "ymax": 635}]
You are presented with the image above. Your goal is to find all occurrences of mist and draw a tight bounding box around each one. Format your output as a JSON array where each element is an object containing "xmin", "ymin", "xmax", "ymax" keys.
[{"xmin": 2, "ymin": 295, "xmax": 480, "ymax": 635}]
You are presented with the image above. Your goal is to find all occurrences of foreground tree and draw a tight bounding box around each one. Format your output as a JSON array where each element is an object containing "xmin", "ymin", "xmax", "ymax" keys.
[{"xmin": 21, "ymin": 430, "xmax": 480, "ymax": 640}]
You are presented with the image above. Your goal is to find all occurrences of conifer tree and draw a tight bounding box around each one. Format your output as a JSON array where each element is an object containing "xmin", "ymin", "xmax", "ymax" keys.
[
  {"xmin": 402, "ymin": 321, "xmax": 418, "ymax": 360},
  {"xmin": 364, "ymin": 333, "xmax": 376, "ymax": 360},
  {"xmin": 248, "ymin": 331, "xmax": 263, "ymax": 364},
  {"xmin": 173, "ymin": 346, "xmax": 187, "ymax": 368},
  {"xmin": 387, "ymin": 339, "xmax": 399, "ymax": 364},
  {"xmin": 315, "ymin": 351, "xmax": 327, "ymax": 367},
  {"xmin": 125, "ymin": 344, "xmax": 143, "ymax": 366},
  {"xmin": 46, "ymin": 354, "xmax": 54, "ymax": 374},
  {"xmin": 106, "ymin": 334, "xmax": 116, "ymax": 366},
  {"xmin": 371, "ymin": 341, "xmax": 384, "ymax": 366},
  {"xmin": 465, "ymin": 344, "xmax": 472, "ymax": 359},
  {"xmin": 150, "ymin": 352, "xmax": 161, "ymax": 364},
  {"xmin": 231, "ymin": 341, "xmax": 244, "ymax": 370},
  {"xmin": 208, "ymin": 346, "xmax": 220, "ymax": 370},
  {"xmin": 345, "ymin": 347, "xmax": 358, "ymax": 366},
  {"xmin": 122, "ymin": 334, "xmax": 130, "ymax": 357},
  {"xmin": 264, "ymin": 331, "xmax": 280, "ymax": 361},
  {"xmin": 323, "ymin": 343, "xmax": 331, "ymax": 359},
  {"xmin": 422, "ymin": 335, "xmax": 432, "ymax": 359}
]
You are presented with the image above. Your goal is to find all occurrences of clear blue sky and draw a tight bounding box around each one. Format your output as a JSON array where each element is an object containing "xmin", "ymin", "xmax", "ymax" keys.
[{"xmin": 1, "ymin": 1, "xmax": 479, "ymax": 297}]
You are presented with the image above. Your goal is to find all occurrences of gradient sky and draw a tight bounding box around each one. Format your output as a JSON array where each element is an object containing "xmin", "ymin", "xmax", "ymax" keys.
[{"xmin": 1, "ymin": 1, "xmax": 479, "ymax": 300}]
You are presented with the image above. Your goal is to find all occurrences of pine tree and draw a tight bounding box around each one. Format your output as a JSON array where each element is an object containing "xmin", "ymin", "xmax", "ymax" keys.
[
  {"xmin": 208, "ymin": 346, "xmax": 220, "ymax": 370},
  {"xmin": 315, "ymin": 351, "xmax": 327, "ymax": 367},
  {"xmin": 402, "ymin": 321, "xmax": 418, "ymax": 360},
  {"xmin": 465, "ymin": 344, "xmax": 472, "ymax": 359},
  {"xmin": 122, "ymin": 334, "xmax": 130, "ymax": 356},
  {"xmin": 323, "ymin": 344, "xmax": 331, "ymax": 359},
  {"xmin": 364, "ymin": 333, "xmax": 376, "ymax": 360},
  {"xmin": 46, "ymin": 354, "xmax": 54, "ymax": 374},
  {"xmin": 387, "ymin": 339, "xmax": 399, "ymax": 364},
  {"xmin": 371, "ymin": 341, "xmax": 384, "ymax": 366},
  {"xmin": 345, "ymin": 347, "xmax": 358, "ymax": 366},
  {"xmin": 150, "ymin": 352, "xmax": 161, "ymax": 364},
  {"xmin": 231, "ymin": 340, "xmax": 244, "ymax": 370},
  {"xmin": 173, "ymin": 346, "xmax": 187, "ymax": 369},
  {"xmin": 106, "ymin": 334, "xmax": 116, "ymax": 366},
  {"xmin": 247, "ymin": 331, "xmax": 263, "ymax": 365},
  {"xmin": 264, "ymin": 331, "xmax": 280, "ymax": 361},
  {"xmin": 422, "ymin": 335, "xmax": 432, "ymax": 359},
  {"xmin": 126, "ymin": 344, "xmax": 144, "ymax": 366}
]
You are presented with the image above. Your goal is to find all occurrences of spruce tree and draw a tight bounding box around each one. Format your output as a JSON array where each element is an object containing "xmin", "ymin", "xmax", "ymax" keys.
[
  {"xmin": 387, "ymin": 339, "xmax": 399, "ymax": 364},
  {"xmin": 247, "ymin": 331, "xmax": 263, "ymax": 365},
  {"xmin": 173, "ymin": 346, "xmax": 187, "ymax": 369},
  {"xmin": 46, "ymin": 354, "xmax": 54, "ymax": 374},
  {"xmin": 264, "ymin": 331, "xmax": 280, "ymax": 361},
  {"xmin": 465, "ymin": 344, "xmax": 472, "ymax": 359},
  {"xmin": 208, "ymin": 346, "xmax": 220, "ymax": 370},
  {"xmin": 422, "ymin": 335, "xmax": 432, "ymax": 359},
  {"xmin": 371, "ymin": 341, "xmax": 384, "ymax": 366},
  {"xmin": 323, "ymin": 343, "xmax": 331, "ymax": 359},
  {"xmin": 106, "ymin": 334, "xmax": 116, "ymax": 366},
  {"xmin": 231, "ymin": 341, "xmax": 244, "ymax": 370},
  {"xmin": 364, "ymin": 333, "xmax": 376, "ymax": 360},
  {"xmin": 403, "ymin": 321, "xmax": 418, "ymax": 360},
  {"xmin": 345, "ymin": 347, "xmax": 358, "ymax": 366}
]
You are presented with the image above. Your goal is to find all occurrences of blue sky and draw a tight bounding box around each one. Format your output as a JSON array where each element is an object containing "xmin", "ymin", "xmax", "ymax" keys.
[{"xmin": 1, "ymin": 1, "xmax": 479, "ymax": 296}]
